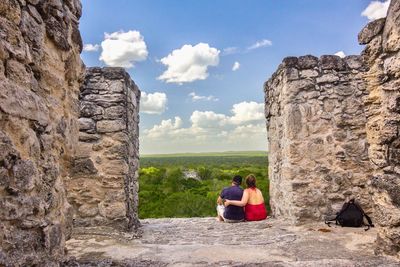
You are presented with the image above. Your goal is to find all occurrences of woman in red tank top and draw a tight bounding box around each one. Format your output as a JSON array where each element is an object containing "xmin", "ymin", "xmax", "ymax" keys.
[{"xmin": 224, "ymin": 174, "xmax": 267, "ymax": 221}]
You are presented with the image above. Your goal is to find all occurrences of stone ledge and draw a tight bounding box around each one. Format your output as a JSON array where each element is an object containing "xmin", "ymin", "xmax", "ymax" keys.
[{"xmin": 64, "ymin": 217, "xmax": 399, "ymax": 266}]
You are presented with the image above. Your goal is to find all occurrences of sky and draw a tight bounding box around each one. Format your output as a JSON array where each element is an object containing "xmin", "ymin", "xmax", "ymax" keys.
[{"xmin": 79, "ymin": 0, "xmax": 390, "ymax": 155}]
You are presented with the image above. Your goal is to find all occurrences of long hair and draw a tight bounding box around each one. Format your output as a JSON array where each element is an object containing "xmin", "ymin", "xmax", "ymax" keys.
[{"xmin": 245, "ymin": 174, "xmax": 256, "ymax": 188}]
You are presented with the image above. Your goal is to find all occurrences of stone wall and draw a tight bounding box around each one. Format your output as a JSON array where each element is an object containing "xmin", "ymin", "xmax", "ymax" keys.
[
  {"xmin": 359, "ymin": 0, "xmax": 400, "ymax": 258},
  {"xmin": 0, "ymin": 0, "xmax": 83, "ymax": 265},
  {"xmin": 264, "ymin": 55, "xmax": 373, "ymax": 224},
  {"xmin": 66, "ymin": 67, "xmax": 141, "ymax": 231}
]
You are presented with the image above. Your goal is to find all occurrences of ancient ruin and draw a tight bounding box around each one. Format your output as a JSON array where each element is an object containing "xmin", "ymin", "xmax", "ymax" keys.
[
  {"xmin": 361, "ymin": 1, "xmax": 400, "ymax": 257},
  {"xmin": 66, "ymin": 67, "xmax": 141, "ymax": 231},
  {"xmin": 0, "ymin": 0, "xmax": 399, "ymax": 265},
  {"xmin": 264, "ymin": 55, "xmax": 373, "ymax": 224},
  {"xmin": 0, "ymin": 0, "xmax": 83, "ymax": 265},
  {"xmin": 265, "ymin": 0, "xmax": 400, "ymax": 257}
]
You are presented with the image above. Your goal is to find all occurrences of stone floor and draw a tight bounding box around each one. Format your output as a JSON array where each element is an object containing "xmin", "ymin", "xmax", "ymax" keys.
[{"xmin": 65, "ymin": 217, "xmax": 399, "ymax": 266}]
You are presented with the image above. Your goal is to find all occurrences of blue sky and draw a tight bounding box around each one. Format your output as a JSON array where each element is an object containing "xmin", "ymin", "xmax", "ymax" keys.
[{"xmin": 79, "ymin": 0, "xmax": 388, "ymax": 154}]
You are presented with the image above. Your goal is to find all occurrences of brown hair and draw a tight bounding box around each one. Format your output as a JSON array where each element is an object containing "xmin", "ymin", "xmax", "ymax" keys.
[{"xmin": 245, "ymin": 174, "xmax": 256, "ymax": 188}]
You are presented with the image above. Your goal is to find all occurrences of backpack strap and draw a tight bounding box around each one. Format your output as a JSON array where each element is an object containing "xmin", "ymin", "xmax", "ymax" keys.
[
  {"xmin": 352, "ymin": 201, "xmax": 374, "ymax": 231},
  {"xmin": 325, "ymin": 213, "xmax": 339, "ymax": 227},
  {"xmin": 325, "ymin": 219, "xmax": 339, "ymax": 227},
  {"xmin": 325, "ymin": 202, "xmax": 352, "ymax": 227},
  {"xmin": 363, "ymin": 213, "xmax": 374, "ymax": 231},
  {"xmin": 364, "ymin": 213, "xmax": 374, "ymax": 226}
]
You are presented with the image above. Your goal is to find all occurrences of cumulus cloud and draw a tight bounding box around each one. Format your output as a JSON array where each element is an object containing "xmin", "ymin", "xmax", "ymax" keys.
[
  {"xmin": 229, "ymin": 101, "xmax": 265, "ymax": 124},
  {"xmin": 141, "ymin": 101, "xmax": 267, "ymax": 153},
  {"xmin": 189, "ymin": 92, "xmax": 219, "ymax": 102},
  {"xmin": 145, "ymin": 117, "xmax": 183, "ymax": 138},
  {"xmin": 190, "ymin": 111, "xmax": 228, "ymax": 128},
  {"xmin": 361, "ymin": 0, "xmax": 390, "ymax": 21},
  {"xmin": 140, "ymin": 92, "xmax": 167, "ymax": 114},
  {"xmin": 99, "ymin": 30, "xmax": 148, "ymax": 68},
  {"xmin": 158, "ymin": 43, "xmax": 220, "ymax": 84},
  {"xmin": 229, "ymin": 123, "xmax": 266, "ymax": 141},
  {"xmin": 247, "ymin": 39, "xmax": 272, "ymax": 50},
  {"xmin": 334, "ymin": 51, "xmax": 346, "ymax": 58},
  {"xmin": 232, "ymin": 61, "xmax": 240, "ymax": 71},
  {"xmin": 83, "ymin": 43, "xmax": 100, "ymax": 52}
]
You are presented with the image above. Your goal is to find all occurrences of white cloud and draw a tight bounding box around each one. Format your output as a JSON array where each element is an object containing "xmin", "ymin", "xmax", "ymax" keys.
[
  {"xmin": 229, "ymin": 123, "xmax": 266, "ymax": 142},
  {"xmin": 158, "ymin": 43, "xmax": 220, "ymax": 84},
  {"xmin": 141, "ymin": 101, "xmax": 267, "ymax": 153},
  {"xmin": 83, "ymin": 44, "xmax": 100, "ymax": 52},
  {"xmin": 247, "ymin": 39, "xmax": 272, "ymax": 50},
  {"xmin": 99, "ymin": 30, "xmax": 148, "ymax": 68},
  {"xmin": 229, "ymin": 101, "xmax": 265, "ymax": 124},
  {"xmin": 232, "ymin": 61, "xmax": 240, "ymax": 71},
  {"xmin": 190, "ymin": 111, "xmax": 228, "ymax": 128},
  {"xmin": 140, "ymin": 92, "xmax": 167, "ymax": 114},
  {"xmin": 222, "ymin": 47, "xmax": 239, "ymax": 55},
  {"xmin": 145, "ymin": 117, "xmax": 183, "ymax": 138},
  {"xmin": 334, "ymin": 51, "xmax": 346, "ymax": 58},
  {"xmin": 361, "ymin": 0, "xmax": 390, "ymax": 21},
  {"xmin": 189, "ymin": 92, "xmax": 219, "ymax": 102}
]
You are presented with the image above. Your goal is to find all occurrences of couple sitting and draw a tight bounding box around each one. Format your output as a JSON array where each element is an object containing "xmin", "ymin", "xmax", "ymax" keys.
[{"xmin": 217, "ymin": 174, "xmax": 267, "ymax": 222}]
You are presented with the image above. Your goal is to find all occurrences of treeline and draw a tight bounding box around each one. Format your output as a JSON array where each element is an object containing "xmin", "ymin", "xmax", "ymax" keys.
[
  {"xmin": 141, "ymin": 156, "xmax": 267, "ymax": 168},
  {"xmin": 138, "ymin": 157, "xmax": 269, "ymax": 218}
]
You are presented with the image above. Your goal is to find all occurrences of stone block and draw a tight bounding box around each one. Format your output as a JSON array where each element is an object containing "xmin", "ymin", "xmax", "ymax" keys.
[
  {"xmin": 344, "ymin": 55, "xmax": 364, "ymax": 70},
  {"xmin": 78, "ymin": 118, "xmax": 95, "ymax": 132},
  {"xmin": 320, "ymin": 55, "xmax": 346, "ymax": 71},
  {"xmin": 0, "ymin": 81, "xmax": 49, "ymax": 126},
  {"xmin": 78, "ymin": 204, "xmax": 99, "ymax": 217},
  {"xmin": 298, "ymin": 55, "xmax": 319, "ymax": 69},
  {"xmin": 79, "ymin": 132, "xmax": 100, "ymax": 142},
  {"xmin": 82, "ymin": 94, "xmax": 126, "ymax": 108},
  {"xmin": 358, "ymin": 18, "xmax": 386, "ymax": 45},
  {"xmin": 71, "ymin": 157, "xmax": 97, "ymax": 176},
  {"xmin": 10, "ymin": 160, "xmax": 37, "ymax": 192},
  {"xmin": 300, "ymin": 69, "xmax": 319, "ymax": 78},
  {"xmin": 97, "ymin": 119, "xmax": 126, "ymax": 133},
  {"xmin": 104, "ymin": 106, "xmax": 126, "ymax": 120},
  {"xmin": 281, "ymin": 56, "xmax": 298, "ymax": 68},
  {"xmin": 98, "ymin": 201, "xmax": 126, "ymax": 220},
  {"xmin": 80, "ymin": 101, "xmax": 103, "ymax": 118},
  {"xmin": 316, "ymin": 74, "xmax": 339, "ymax": 84}
]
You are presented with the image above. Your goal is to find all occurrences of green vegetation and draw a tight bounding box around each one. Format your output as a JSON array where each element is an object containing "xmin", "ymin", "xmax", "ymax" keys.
[{"xmin": 139, "ymin": 151, "xmax": 269, "ymax": 218}]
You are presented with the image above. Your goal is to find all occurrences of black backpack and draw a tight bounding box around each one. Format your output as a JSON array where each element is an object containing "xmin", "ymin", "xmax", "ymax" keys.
[{"xmin": 325, "ymin": 199, "xmax": 374, "ymax": 231}]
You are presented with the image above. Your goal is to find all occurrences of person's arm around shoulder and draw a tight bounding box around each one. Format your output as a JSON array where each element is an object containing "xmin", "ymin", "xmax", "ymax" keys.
[{"xmin": 225, "ymin": 189, "xmax": 249, "ymax": 207}]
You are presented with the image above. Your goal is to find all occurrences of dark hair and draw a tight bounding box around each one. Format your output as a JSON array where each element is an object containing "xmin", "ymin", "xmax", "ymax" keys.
[
  {"xmin": 245, "ymin": 174, "xmax": 256, "ymax": 188},
  {"xmin": 232, "ymin": 175, "xmax": 242, "ymax": 185}
]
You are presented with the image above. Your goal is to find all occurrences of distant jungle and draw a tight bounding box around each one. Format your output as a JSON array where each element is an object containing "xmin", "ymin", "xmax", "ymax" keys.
[{"xmin": 138, "ymin": 151, "xmax": 269, "ymax": 218}]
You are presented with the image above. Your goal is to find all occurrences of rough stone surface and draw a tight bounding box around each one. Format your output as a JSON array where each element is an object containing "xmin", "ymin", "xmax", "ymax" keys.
[
  {"xmin": 64, "ymin": 218, "xmax": 399, "ymax": 266},
  {"xmin": 66, "ymin": 67, "xmax": 141, "ymax": 231},
  {"xmin": 264, "ymin": 0, "xmax": 400, "ymax": 258},
  {"xmin": 0, "ymin": 0, "xmax": 83, "ymax": 265},
  {"xmin": 358, "ymin": 18, "xmax": 386, "ymax": 45},
  {"xmin": 264, "ymin": 55, "xmax": 372, "ymax": 224},
  {"xmin": 361, "ymin": 0, "xmax": 400, "ymax": 259}
]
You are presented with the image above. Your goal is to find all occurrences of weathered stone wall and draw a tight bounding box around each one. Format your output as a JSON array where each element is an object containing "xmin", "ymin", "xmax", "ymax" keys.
[
  {"xmin": 264, "ymin": 55, "xmax": 373, "ymax": 224},
  {"xmin": 359, "ymin": 0, "xmax": 400, "ymax": 258},
  {"xmin": 0, "ymin": 0, "xmax": 83, "ymax": 265},
  {"xmin": 66, "ymin": 67, "xmax": 141, "ymax": 231}
]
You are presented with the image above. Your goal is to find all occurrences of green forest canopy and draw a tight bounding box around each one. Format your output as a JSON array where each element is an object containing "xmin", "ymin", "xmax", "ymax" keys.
[{"xmin": 139, "ymin": 151, "xmax": 269, "ymax": 218}]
